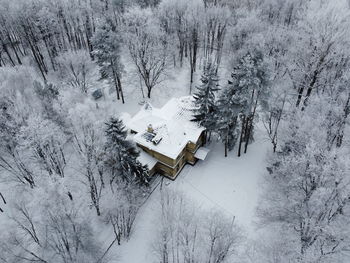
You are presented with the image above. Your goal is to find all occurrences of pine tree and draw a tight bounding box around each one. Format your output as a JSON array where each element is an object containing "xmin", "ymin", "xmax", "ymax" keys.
[
  {"xmin": 104, "ymin": 117, "xmax": 149, "ymax": 185},
  {"xmin": 92, "ymin": 20, "xmax": 125, "ymax": 103},
  {"xmin": 192, "ymin": 62, "xmax": 220, "ymax": 141},
  {"xmin": 229, "ymin": 51, "xmax": 269, "ymax": 156},
  {"xmin": 215, "ymin": 82, "xmax": 243, "ymax": 157}
]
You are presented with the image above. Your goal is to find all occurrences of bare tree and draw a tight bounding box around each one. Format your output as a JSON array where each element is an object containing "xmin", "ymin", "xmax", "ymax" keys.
[
  {"xmin": 155, "ymin": 189, "xmax": 242, "ymax": 263},
  {"xmin": 101, "ymin": 182, "xmax": 144, "ymax": 246},
  {"xmin": 124, "ymin": 7, "xmax": 168, "ymax": 98},
  {"xmin": 0, "ymin": 148, "xmax": 35, "ymax": 188},
  {"xmin": 56, "ymin": 50, "xmax": 96, "ymax": 93},
  {"xmin": 289, "ymin": 9, "xmax": 350, "ymax": 109},
  {"xmin": 202, "ymin": 4, "xmax": 231, "ymax": 73},
  {"xmin": 258, "ymin": 99, "xmax": 350, "ymax": 261},
  {"xmin": 205, "ymin": 211, "xmax": 240, "ymax": 263},
  {"xmin": 2, "ymin": 199, "xmax": 107, "ymax": 263},
  {"xmin": 18, "ymin": 115, "xmax": 67, "ymax": 178},
  {"xmin": 263, "ymin": 93, "xmax": 286, "ymax": 152},
  {"xmin": 72, "ymin": 123, "xmax": 105, "ymax": 216},
  {"xmin": 0, "ymin": 192, "xmax": 5, "ymax": 213}
]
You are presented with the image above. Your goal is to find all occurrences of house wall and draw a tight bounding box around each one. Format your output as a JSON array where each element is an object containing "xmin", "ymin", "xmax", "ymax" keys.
[
  {"xmin": 137, "ymin": 144, "xmax": 176, "ymax": 167},
  {"xmin": 156, "ymin": 153, "xmax": 187, "ymax": 179},
  {"xmin": 149, "ymin": 166, "xmax": 157, "ymax": 177}
]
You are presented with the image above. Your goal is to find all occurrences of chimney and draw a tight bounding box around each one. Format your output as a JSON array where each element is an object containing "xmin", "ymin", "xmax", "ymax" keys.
[{"xmin": 147, "ymin": 124, "xmax": 154, "ymax": 133}]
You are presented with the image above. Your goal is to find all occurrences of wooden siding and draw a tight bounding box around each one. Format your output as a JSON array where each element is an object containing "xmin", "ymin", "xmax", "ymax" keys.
[
  {"xmin": 148, "ymin": 166, "xmax": 157, "ymax": 177},
  {"xmin": 137, "ymin": 144, "xmax": 176, "ymax": 167}
]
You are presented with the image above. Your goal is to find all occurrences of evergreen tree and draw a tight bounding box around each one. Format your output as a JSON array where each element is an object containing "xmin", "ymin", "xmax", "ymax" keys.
[
  {"xmin": 104, "ymin": 117, "xmax": 149, "ymax": 185},
  {"xmin": 92, "ymin": 20, "xmax": 125, "ymax": 103},
  {"xmin": 192, "ymin": 62, "xmax": 220, "ymax": 141},
  {"xmin": 230, "ymin": 50, "xmax": 269, "ymax": 156},
  {"xmin": 215, "ymin": 82, "xmax": 243, "ymax": 157}
]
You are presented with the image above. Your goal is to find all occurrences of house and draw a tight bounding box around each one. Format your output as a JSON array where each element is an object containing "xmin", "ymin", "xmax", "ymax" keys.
[{"xmin": 127, "ymin": 96, "xmax": 210, "ymax": 180}]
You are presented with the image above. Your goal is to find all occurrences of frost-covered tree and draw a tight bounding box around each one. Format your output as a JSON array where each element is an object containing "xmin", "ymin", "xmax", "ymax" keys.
[
  {"xmin": 33, "ymin": 81, "xmax": 66, "ymax": 128},
  {"xmin": 92, "ymin": 20, "xmax": 125, "ymax": 103},
  {"xmin": 17, "ymin": 114, "xmax": 67, "ymax": 178},
  {"xmin": 136, "ymin": 0, "xmax": 161, "ymax": 8},
  {"xmin": 104, "ymin": 117, "xmax": 149, "ymax": 185},
  {"xmin": 102, "ymin": 181, "xmax": 145, "ymax": 245},
  {"xmin": 215, "ymin": 82, "xmax": 242, "ymax": 157},
  {"xmin": 0, "ymin": 97, "xmax": 35, "ymax": 187},
  {"xmin": 262, "ymin": 92, "xmax": 286, "ymax": 153},
  {"xmin": 155, "ymin": 189, "xmax": 242, "ymax": 263},
  {"xmin": 192, "ymin": 62, "xmax": 219, "ymax": 141},
  {"xmin": 0, "ymin": 181, "xmax": 109, "ymax": 263},
  {"xmin": 0, "ymin": 68, "xmax": 38, "ymax": 188},
  {"xmin": 258, "ymin": 96, "xmax": 350, "ymax": 262},
  {"xmin": 288, "ymin": 5, "xmax": 350, "ymax": 109},
  {"xmin": 124, "ymin": 7, "xmax": 168, "ymax": 98},
  {"xmin": 56, "ymin": 50, "xmax": 96, "ymax": 93},
  {"xmin": 0, "ymin": 192, "xmax": 5, "ymax": 213},
  {"xmin": 230, "ymin": 51, "xmax": 269, "ymax": 156},
  {"xmin": 69, "ymin": 102, "xmax": 106, "ymax": 216},
  {"xmin": 202, "ymin": 3, "xmax": 231, "ymax": 71}
]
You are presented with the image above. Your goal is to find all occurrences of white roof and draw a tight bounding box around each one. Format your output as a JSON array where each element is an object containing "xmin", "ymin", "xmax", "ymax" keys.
[
  {"xmin": 127, "ymin": 96, "xmax": 205, "ymax": 159},
  {"xmin": 194, "ymin": 147, "xmax": 210, "ymax": 160},
  {"xmin": 138, "ymin": 150, "xmax": 158, "ymax": 169}
]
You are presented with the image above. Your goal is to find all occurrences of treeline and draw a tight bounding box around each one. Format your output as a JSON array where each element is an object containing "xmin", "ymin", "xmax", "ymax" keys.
[
  {"xmin": 0, "ymin": 0, "xmax": 237, "ymax": 100},
  {"xmin": 0, "ymin": 0, "xmax": 350, "ymax": 262},
  {"xmin": 189, "ymin": 1, "xmax": 350, "ymax": 261},
  {"xmin": 0, "ymin": 64, "xmax": 150, "ymax": 261}
]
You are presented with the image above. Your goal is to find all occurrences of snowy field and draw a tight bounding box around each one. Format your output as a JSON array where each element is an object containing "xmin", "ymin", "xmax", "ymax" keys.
[{"xmin": 117, "ymin": 118, "xmax": 271, "ymax": 262}]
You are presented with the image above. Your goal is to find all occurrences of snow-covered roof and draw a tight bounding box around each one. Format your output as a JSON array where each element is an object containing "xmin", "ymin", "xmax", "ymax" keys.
[
  {"xmin": 127, "ymin": 96, "xmax": 205, "ymax": 159},
  {"xmin": 194, "ymin": 147, "xmax": 210, "ymax": 160},
  {"xmin": 137, "ymin": 150, "xmax": 158, "ymax": 170}
]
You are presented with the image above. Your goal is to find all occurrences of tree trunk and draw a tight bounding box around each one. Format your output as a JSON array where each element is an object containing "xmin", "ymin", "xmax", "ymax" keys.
[
  {"xmin": 244, "ymin": 116, "xmax": 253, "ymax": 154},
  {"xmin": 1, "ymin": 42, "xmax": 15, "ymax": 66},
  {"xmin": 43, "ymin": 37, "xmax": 56, "ymax": 71},
  {"xmin": 272, "ymin": 142, "xmax": 277, "ymax": 153},
  {"xmin": 296, "ymin": 86, "xmax": 304, "ymax": 107},
  {"xmin": 7, "ymin": 32, "xmax": 22, "ymax": 65},
  {"xmin": 336, "ymin": 92, "xmax": 350, "ymax": 147},
  {"xmin": 0, "ymin": 192, "xmax": 6, "ymax": 204},
  {"xmin": 244, "ymin": 92, "xmax": 259, "ymax": 153},
  {"xmin": 0, "ymin": 52, "xmax": 3, "ymax": 66},
  {"xmin": 116, "ymin": 74, "xmax": 125, "ymax": 104},
  {"xmin": 238, "ymin": 115, "xmax": 246, "ymax": 157},
  {"xmin": 111, "ymin": 61, "xmax": 120, "ymax": 100}
]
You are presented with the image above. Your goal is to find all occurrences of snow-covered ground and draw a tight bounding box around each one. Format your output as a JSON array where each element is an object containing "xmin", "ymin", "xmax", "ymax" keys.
[
  {"xmin": 117, "ymin": 126, "xmax": 271, "ymax": 262},
  {"xmin": 171, "ymin": 134, "xmax": 270, "ymax": 234},
  {"xmin": 67, "ymin": 64, "xmax": 271, "ymax": 262}
]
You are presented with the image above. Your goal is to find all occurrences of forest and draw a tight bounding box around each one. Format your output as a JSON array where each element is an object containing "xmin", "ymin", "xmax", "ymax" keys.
[{"xmin": 0, "ymin": 0, "xmax": 349, "ymax": 262}]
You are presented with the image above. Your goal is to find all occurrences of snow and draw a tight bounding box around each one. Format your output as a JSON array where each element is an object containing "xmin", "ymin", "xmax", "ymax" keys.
[
  {"xmin": 193, "ymin": 146, "xmax": 210, "ymax": 160},
  {"xmin": 0, "ymin": 50, "xmax": 271, "ymax": 262},
  {"xmin": 117, "ymin": 190, "xmax": 161, "ymax": 262},
  {"xmin": 118, "ymin": 126, "xmax": 271, "ymax": 262},
  {"xmin": 138, "ymin": 150, "xmax": 158, "ymax": 169},
  {"xmin": 127, "ymin": 96, "xmax": 205, "ymax": 159},
  {"xmin": 171, "ymin": 133, "xmax": 270, "ymax": 234}
]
